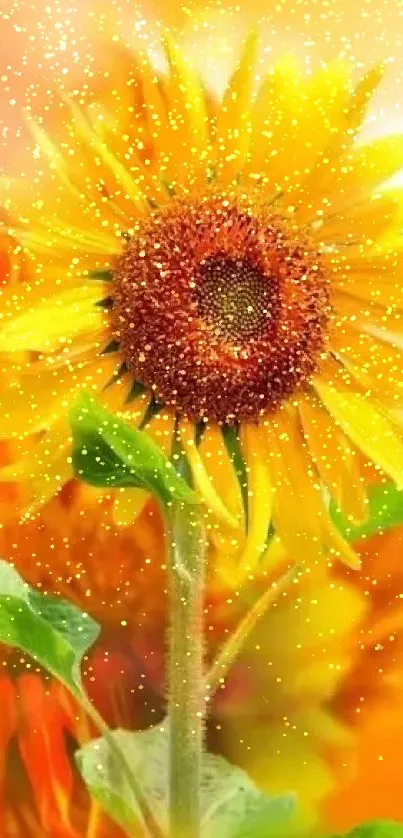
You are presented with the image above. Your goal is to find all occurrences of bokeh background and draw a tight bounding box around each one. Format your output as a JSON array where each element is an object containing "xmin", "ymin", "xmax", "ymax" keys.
[
  {"xmin": 1, "ymin": 0, "xmax": 403, "ymax": 835},
  {"xmin": 1, "ymin": 0, "xmax": 403, "ymax": 136}
]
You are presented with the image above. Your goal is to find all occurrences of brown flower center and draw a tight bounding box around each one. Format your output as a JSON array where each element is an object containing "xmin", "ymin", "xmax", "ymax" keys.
[
  {"xmin": 113, "ymin": 195, "xmax": 330, "ymax": 423},
  {"xmin": 196, "ymin": 255, "xmax": 278, "ymax": 343}
]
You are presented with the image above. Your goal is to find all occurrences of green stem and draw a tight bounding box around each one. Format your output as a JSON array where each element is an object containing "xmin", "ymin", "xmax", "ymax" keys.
[
  {"xmin": 167, "ymin": 503, "xmax": 206, "ymax": 838},
  {"xmin": 83, "ymin": 699, "xmax": 164, "ymax": 838},
  {"xmin": 206, "ymin": 563, "xmax": 300, "ymax": 695}
]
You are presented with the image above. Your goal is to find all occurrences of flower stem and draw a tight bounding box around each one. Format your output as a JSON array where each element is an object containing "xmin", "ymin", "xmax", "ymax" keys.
[{"xmin": 167, "ymin": 503, "xmax": 206, "ymax": 838}]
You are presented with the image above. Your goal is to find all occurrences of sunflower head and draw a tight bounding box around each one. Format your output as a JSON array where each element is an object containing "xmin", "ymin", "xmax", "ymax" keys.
[{"xmin": 114, "ymin": 192, "xmax": 331, "ymax": 423}]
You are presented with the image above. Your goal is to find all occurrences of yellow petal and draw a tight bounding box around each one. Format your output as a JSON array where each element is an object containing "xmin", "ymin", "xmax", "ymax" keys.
[
  {"xmin": 263, "ymin": 406, "xmax": 361, "ymax": 569},
  {"xmin": 137, "ymin": 56, "xmax": 170, "ymax": 164},
  {"xmin": 216, "ymin": 32, "xmax": 258, "ymax": 182},
  {"xmin": 316, "ymin": 194, "xmax": 400, "ymax": 247},
  {"xmin": 237, "ymin": 423, "xmax": 273, "ymax": 577},
  {"xmin": 0, "ymin": 274, "xmax": 100, "ymax": 319},
  {"xmin": 180, "ymin": 419, "xmax": 239, "ymax": 530},
  {"xmin": 163, "ymin": 37, "xmax": 210, "ymax": 184},
  {"xmin": 84, "ymin": 44, "xmax": 163, "ymax": 203},
  {"xmin": 0, "ymin": 285, "xmax": 106, "ymax": 352},
  {"xmin": 347, "ymin": 64, "xmax": 385, "ymax": 131},
  {"xmin": 331, "ymin": 324, "xmax": 403, "ymax": 409},
  {"xmin": 298, "ymin": 392, "xmax": 368, "ymax": 523},
  {"xmin": 0, "ymin": 176, "xmax": 121, "ymax": 256},
  {"xmin": 314, "ymin": 358, "xmax": 403, "ymax": 489},
  {"xmin": 263, "ymin": 407, "xmax": 324, "ymax": 563},
  {"xmin": 61, "ymin": 94, "xmax": 149, "ymax": 215},
  {"xmin": 334, "ymin": 276, "xmax": 403, "ymax": 311},
  {"xmin": 198, "ymin": 425, "xmax": 246, "ymax": 586},
  {"xmin": 249, "ymin": 59, "xmax": 352, "ymax": 197},
  {"xmin": 247, "ymin": 55, "xmax": 303, "ymax": 185},
  {"xmin": 343, "ymin": 135, "xmax": 403, "ymax": 197},
  {"xmin": 26, "ymin": 113, "xmax": 133, "ymax": 229},
  {"xmin": 333, "ymin": 287, "xmax": 403, "ymax": 338},
  {"xmin": 292, "ymin": 64, "xmax": 385, "ymax": 219},
  {"xmin": 199, "ymin": 425, "xmax": 244, "ymax": 522},
  {"xmin": 327, "ymin": 241, "xmax": 403, "ymax": 306},
  {"xmin": 314, "ymin": 134, "xmax": 403, "ymax": 219},
  {"xmin": 0, "ymin": 355, "xmax": 119, "ymax": 439},
  {"xmin": 25, "ymin": 116, "xmax": 82, "ymax": 197},
  {"xmin": 322, "ymin": 513, "xmax": 362, "ymax": 570}
]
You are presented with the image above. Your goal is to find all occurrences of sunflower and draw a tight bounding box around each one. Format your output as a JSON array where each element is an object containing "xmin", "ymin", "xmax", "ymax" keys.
[
  {"xmin": 1, "ymin": 34, "xmax": 403, "ymax": 574},
  {"xmin": 0, "ymin": 483, "xmax": 366, "ymax": 834}
]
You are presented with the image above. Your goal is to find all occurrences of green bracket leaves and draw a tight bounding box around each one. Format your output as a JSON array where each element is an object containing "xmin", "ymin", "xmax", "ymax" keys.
[{"xmin": 70, "ymin": 392, "xmax": 199, "ymax": 508}]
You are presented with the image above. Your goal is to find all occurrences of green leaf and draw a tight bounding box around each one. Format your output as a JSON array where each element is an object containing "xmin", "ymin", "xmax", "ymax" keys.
[
  {"xmin": 76, "ymin": 723, "xmax": 295, "ymax": 837},
  {"xmin": 330, "ymin": 820, "xmax": 403, "ymax": 837},
  {"xmin": 330, "ymin": 483, "xmax": 403, "ymax": 543},
  {"xmin": 0, "ymin": 559, "xmax": 99, "ymax": 697},
  {"xmin": 70, "ymin": 392, "xmax": 199, "ymax": 508}
]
